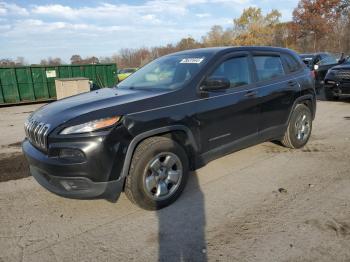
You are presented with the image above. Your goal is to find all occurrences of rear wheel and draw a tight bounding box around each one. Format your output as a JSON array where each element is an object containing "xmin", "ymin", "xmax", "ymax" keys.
[
  {"xmin": 281, "ymin": 104, "xmax": 312, "ymax": 149},
  {"xmin": 124, "ymin": 136, "xmax": 189, "ymax": 210}
]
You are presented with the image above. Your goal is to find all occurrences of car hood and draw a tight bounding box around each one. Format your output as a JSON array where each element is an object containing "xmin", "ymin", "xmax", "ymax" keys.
[
  {"xmin": 31, "ymin": 87, "xmax": 168, "ymax": 129},
  {"xmin": 332, "ymin": 64, "xmax": 350, "ymax": 70}
]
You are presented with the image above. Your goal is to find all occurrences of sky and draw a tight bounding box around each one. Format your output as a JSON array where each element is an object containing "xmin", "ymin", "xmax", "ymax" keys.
[{"xmin": 0, "ymin": 0, "xmax": 299, "ymax": 64}]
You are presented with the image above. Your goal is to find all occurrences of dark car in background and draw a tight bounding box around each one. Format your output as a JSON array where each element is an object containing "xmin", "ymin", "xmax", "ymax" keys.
[
  {"xmin": 300, "ymin": 53, "xmax": 339, "ymax": 90},
  {"xmin": 324, "ymin": 57, "xmax": 350, "ymax": 100},
  {"xmin": 22, "ymin": 47, "xmax": 316, "ymax": 210}
]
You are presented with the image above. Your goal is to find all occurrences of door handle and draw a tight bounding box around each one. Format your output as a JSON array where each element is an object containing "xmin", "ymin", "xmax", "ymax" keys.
[
  {"xmin": 244, "ymin": 90, "xmax": 258, "ymax": 97},
  {"xmin": 288, "ymin": 81, "xmax": 298, "ymax": 87}
]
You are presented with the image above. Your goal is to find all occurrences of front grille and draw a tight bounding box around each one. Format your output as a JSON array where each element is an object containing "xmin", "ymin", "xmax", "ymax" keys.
[
  {"xmin": 336, "ymin": 70, "xmax": 350, "ymax": 81},
  {"xmin": 24, "ymin": 118, "xmax": 50, "ymax": 150}
]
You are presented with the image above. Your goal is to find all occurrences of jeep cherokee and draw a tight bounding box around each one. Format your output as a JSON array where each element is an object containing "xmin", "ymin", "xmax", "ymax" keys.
[{"xmin": 22, "ymin": 47, "xmax": 316, "ymax": 210}]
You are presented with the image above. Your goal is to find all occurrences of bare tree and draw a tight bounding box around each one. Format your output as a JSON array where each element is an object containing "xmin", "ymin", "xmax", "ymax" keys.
[
  {"xmin": 70, "ymin": 55, "xmax": 82, "ymax": 65},
  {"xmin": 85, "ymin": 56, "xmax": 99, "ymax": 64},
  {"xmin": 0, "ymin": 58, "xmax": 16, "ymax": 67},
  {"xmin": 15, "ymin": 57, "xmax": 26, "ymax": 66},
  {"xmin": 40, "ymin": 57, "xmax": 62, "ymax": 66}
]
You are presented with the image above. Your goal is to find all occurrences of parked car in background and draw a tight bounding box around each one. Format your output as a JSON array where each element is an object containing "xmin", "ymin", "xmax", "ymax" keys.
[
  {"xmin": 324, "ymin": 56, "xmax": 350, "ymax": 100},
  {"xmin": 300, "ymin": 53, "xmax": 339, "ymax": 90},
  {"xmin": 22, "ymin": 46, "xmax": 316, "ymax": 210},
  {"xmin": 117, "ymin": 68, "xmax": 138, "ymax": 82}
]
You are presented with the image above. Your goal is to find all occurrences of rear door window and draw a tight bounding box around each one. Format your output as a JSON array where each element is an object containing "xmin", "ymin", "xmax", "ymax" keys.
[{"xmin": 253, "ymin": 55, "xmax": 285, "ymax": 81}]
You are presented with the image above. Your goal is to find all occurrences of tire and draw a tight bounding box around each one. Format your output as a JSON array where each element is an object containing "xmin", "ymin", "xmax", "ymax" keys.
[
  {"xmin": 324, "ymin": 87, "xmax": 338, "ymax": 101},
  {"xmin": 124, "ymin": 136, "xmax": 189, "ymax": 210},
  {"xmin": 281, "ymin": 104, "xmax": 312, "ymax": 149}
]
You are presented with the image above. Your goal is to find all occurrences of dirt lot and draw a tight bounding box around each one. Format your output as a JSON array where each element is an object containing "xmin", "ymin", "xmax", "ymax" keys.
[
  {"xmin": 0, "ymin": 104, "xmax": 43, "ymax": 182},
  {"xmin": 0, "ymin": 99, "xmax": 350, "ymax": 262}
]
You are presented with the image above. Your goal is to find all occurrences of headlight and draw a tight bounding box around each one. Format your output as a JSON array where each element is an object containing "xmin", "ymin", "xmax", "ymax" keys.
[{"xmin": 60, "ymin": 116, "xmax": 121, "ymax": 135}]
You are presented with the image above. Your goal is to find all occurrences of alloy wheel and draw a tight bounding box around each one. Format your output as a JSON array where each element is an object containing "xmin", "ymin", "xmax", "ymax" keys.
[
  {"xmin": 295, "ymin": 113, "xmax": 311, "ymax": 141},
  {"xmin": 143, "ymin": 152, "xmax": 183, "ymax": 201}
]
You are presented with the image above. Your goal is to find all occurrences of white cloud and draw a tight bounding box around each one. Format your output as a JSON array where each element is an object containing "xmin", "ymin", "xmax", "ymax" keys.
[
  {"xmin": 141, "ymin": 14, "xmax": 162, "ymax": 24},
  {"xmin": 2, "ymin": 19, "xmax": 129, "ymax": 37},
  {"xmin": 0, "ymin": 24, "xmax": 10, "ymax": 32},
  {"xmin": 0, "ymin": 1, "xmax": 29, "ymax": 16},
  {"xmin": 31, "ymin": 2, "xmax": 192, "ymax": 20},
  {"xmin": 32, "ymin": 4, "xmax": 75, "ymax": 19},
  {"xmin": 196, "ymin": 13, "xmax": 211, "ymax": 18},
  {"xmin": 0, "ymin": 0, "xmax": 296, "ymax": 62},
  {"xmin": 0, "ymin": 7, "xmax": 6, "ymax": 15}
]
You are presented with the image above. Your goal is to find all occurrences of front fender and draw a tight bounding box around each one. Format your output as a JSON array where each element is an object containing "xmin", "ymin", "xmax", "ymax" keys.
[{"xmin": 119, "ymin": 125, "xmax": 198, "ymax": 179}]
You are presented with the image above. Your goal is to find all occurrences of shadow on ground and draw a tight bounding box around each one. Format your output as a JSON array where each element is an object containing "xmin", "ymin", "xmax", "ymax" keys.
[{"xmin": 157, "ymin": 172, "xmax": 207, "ymax": 262}]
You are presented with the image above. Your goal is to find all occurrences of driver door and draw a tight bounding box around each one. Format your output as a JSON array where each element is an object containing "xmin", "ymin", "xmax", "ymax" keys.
[{"xmin": 194, "ymin": 53, "xmax": 260, "ymax": 154}]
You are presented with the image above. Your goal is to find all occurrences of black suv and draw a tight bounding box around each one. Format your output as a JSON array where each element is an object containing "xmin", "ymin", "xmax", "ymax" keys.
[
  {"xmin": 300, "ymin": 53, "xmax": 339, "ymax": 90},
  {"xmin": 324, "ymin": 56, "xmax": 350, "ymax": 100},
  {"xmin": 22, "ymin": 47, "xmax": 316, "ymax": 210}
]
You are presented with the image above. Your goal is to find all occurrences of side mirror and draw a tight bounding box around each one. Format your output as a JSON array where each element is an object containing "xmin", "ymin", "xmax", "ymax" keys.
[{"xmin": 200, "ymin": 77, "xmax": 230, "ymax": 92}]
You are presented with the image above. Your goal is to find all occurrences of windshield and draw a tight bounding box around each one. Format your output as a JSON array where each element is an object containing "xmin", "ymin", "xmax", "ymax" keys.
[
  {"xmin": 117, "ymin": 53, "xmax": 210, "ymax": 90},
  {"xmin": 317, "ymin": 54, "xmax": 338, "ymax": 65}
]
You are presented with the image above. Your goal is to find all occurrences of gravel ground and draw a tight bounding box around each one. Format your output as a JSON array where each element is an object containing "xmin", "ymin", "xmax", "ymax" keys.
[
  {"xmin": 0, "ymin": 99, "xmax": 350, "ymax": 262},
  {"xmin": 0, "ymin": 104, "xmax": 44, "ymax": 182}
]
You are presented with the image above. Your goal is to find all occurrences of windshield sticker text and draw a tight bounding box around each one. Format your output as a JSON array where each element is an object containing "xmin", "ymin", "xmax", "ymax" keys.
[{"xmin": 180, "ymin": 58, "xmax": 205, "ymax": 64}]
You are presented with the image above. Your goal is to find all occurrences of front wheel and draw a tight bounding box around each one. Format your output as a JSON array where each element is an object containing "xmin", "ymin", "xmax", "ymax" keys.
[
  {"xmin": 124, "ymin": 136, "xmax": 189, "ymax": 210},
  {"xmin": 281, "ymin": 104, "xmax": 312, "ymax": 149}
]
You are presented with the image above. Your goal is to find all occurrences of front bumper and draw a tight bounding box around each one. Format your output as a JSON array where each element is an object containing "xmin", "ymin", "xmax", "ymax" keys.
[
  {"xmin": 324, "ymin": 81, "xmax": 350, "ymax": 96},
  {"xmin": 30, "ymin": 166, "xmax": 124, "ymax": 200},
  {"xmin": 22, "ymin": 139, "xmax": 125, "ymax": 200}
]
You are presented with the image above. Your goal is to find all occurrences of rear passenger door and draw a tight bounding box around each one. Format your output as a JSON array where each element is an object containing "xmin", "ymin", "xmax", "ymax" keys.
[{"xmin": 252, "ymin": 52, "xmax": 298, "ymax": 138}]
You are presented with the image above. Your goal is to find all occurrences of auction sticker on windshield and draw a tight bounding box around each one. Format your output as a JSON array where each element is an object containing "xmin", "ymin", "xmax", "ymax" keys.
[{"xmin": 180, "ymin": 57, "xmax": 205, "ymax": 64}]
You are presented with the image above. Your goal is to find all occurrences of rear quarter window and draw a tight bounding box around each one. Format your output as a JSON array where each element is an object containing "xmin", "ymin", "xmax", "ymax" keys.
[
  {"xmin": 282, "ymin": 54, "xmax": 302, "ymax": 73},
  {"xmin": 253, "ymin": 55, "xmax": 285, "ymax": 81}
]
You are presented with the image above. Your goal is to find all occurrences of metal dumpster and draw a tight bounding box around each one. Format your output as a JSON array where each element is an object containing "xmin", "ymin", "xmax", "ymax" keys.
[{"xmin": 0, "ymin": 64, "xmax": 118, "ymax": 105}]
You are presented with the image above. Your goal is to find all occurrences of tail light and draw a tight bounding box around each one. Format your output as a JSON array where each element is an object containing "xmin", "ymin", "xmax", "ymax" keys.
[{"xmin": 310, "ymin": 70, "xmax": 316, "ymax": 79}]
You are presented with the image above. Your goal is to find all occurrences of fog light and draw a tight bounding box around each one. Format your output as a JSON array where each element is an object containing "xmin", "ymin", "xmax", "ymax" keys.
[
  {"xmin": 59, "ymin": 148, "xmax": 85, "ymax": 162},
  {"xmin": 60, "ymin": 180, "xmax": 76, "ymax": 191},
  {"xmin": 60, "ymin": 180, "xmax": 89, "ymax": 191}
]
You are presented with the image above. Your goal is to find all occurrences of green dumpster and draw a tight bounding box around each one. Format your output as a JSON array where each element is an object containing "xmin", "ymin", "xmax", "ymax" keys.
[{"xmin": 0, "ymin": 64, "xmax": 118, "ymax": 105}]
